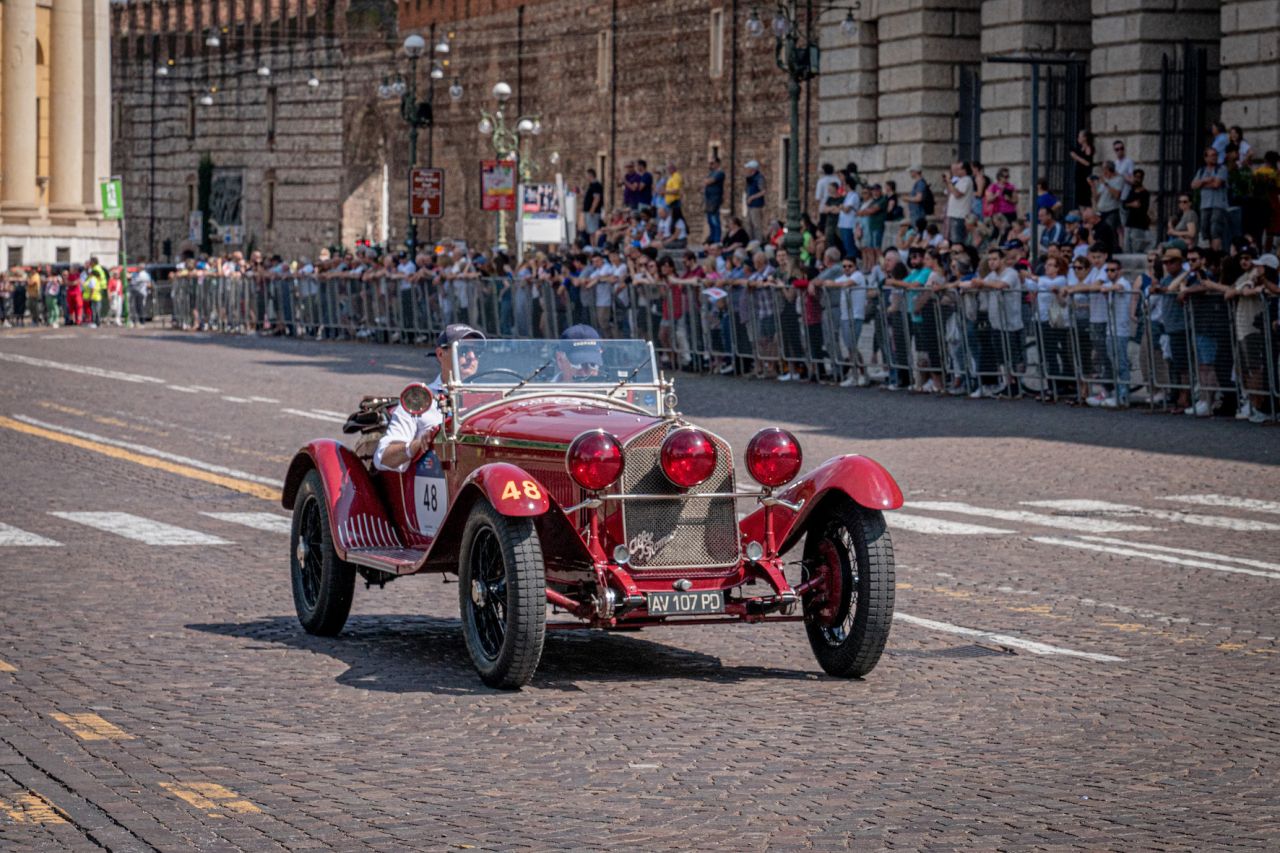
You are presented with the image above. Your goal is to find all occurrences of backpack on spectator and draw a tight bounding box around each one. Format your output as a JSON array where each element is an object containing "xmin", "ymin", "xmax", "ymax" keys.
[{"xmin": 921, "ymin": 183, "xmax": 936, "ymax": 216}]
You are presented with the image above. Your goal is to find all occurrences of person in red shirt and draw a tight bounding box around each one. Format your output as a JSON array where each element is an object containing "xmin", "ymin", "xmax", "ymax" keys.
[{"xmin": 64, "ymin": 266, "xmax": 84, "ymax": 325}]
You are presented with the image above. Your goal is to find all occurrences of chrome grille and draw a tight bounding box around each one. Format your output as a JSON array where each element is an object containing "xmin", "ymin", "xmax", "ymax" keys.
[{"xmin": 618, "ymin": 423, "xmax": 739, "ymax": 576}]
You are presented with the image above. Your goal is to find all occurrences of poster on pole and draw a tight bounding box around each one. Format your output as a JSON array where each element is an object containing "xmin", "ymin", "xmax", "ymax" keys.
[
  {"xmin": 518, "ymin": 181, "xmax": 566, "ymax": 246},
  {"xmin": 480, "ymin": 160, "xmax": 516, "ymax": 211},
  {"xmin": 411, "ymin": 167, "xmax": 444, "ymax": 219},
  {"xmin": 100, "ymin": 179, "xmax": 124, "ymax": 220}
]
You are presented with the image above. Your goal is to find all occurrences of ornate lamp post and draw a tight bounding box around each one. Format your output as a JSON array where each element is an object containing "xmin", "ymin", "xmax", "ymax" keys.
[
  {"xmin": 381, "ymin": 33, "xmax": 454, "ymax": 254},
  {"xmin": 748, "ymin": 2, "xmax": 861, "ymax": 267},
  {"xmin": 477, "ymin": 81, "xmax": 541, "ymax": 253}
]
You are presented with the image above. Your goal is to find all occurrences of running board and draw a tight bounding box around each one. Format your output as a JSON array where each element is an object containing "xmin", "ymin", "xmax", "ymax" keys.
[{"xmin": 346, "ymin": 547, "xmax": 427, "ymax": 574}]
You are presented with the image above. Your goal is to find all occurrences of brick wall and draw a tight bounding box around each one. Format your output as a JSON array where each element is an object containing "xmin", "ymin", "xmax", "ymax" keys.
[{"xmin": 1219, "ymin": 0, "xmax": 1280, "ymax": 152}]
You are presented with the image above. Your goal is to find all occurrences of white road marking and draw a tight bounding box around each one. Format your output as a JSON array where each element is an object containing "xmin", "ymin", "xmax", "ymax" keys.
[
  {"xmin": 167, "ymin": 385, "xmax": 201, "ymax": 394},
  {"xmin": 1030, "ymin": 536, "xmax": 1280, "ymax": 581},
  {"xmin": 309, "ymin": 408, "xmax": 347, "ymax": 419},
  {"xmin": 0, "ymin": 523, "xmax": 62, "ymax": 547},
  {"xmin": 1077, "ymin": 535, "xmax": 1280, "ymax": 573},
  {"xmin": 1022, "ymin": 499, "xmax": 1280, "ymax": 532},
  {"xmin": 282, "ymin": 408, "xmax": 344, "ymax": 423},
  {"xmin": 11, "ymin": 415, "xmax": 282, "ymax": 487},
  {"xmin": 247, "ymin": 396, "xmax": 279, "ymax": 404},
  {"xmin": 1164, "ymin": 494, "xmax": 1280, "ymax": 515},
  {"xmin": 188, "ymin": 385, "xmax": 222, "ymax": 393},
  {"xmin": 221, "ymin": 395, "xmax": 252, "ymax": 403},
  {"xmin": 0, "ymin": 351, "xmax": 166, "ymax": 385},
  {"xmin": 895, "ymin": 613, "xmax": 1124, "ymax": 662},
  {"xmin": 891, "ymin": 513, "xmax": 1013, "ymax": 535},
  {"xmin": 50, "ymin": 512, "xmax": 230, "ymax": 545},
  {"xmin": 201, "ymin": 512, "xmax": 292, "ymax": 534},
  {"xmin": 910, "ymin": 501, "xmax": 1151, "ymax": 533}
]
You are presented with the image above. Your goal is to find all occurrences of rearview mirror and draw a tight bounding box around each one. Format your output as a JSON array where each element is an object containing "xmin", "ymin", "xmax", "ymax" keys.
[{"xmin": 399, "ymin": 382, "xmax": 434, "ymax": 416}]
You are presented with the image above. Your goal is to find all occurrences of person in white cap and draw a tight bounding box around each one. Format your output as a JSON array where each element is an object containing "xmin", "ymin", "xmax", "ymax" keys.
[{"xmin": 744, "ymin": 160, "xmax": 767, "ymax": 243}]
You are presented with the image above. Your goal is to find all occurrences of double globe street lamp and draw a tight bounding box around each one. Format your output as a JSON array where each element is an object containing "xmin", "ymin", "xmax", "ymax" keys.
[
  {"xmin": 380, "ymin": 33, "xmax": 461, "ymax": 253},
  {"xmin": 747, "ymin": 2, "xmax": 861, "ymax": 267},
  {"xmin": 477, "ymin": 82, "xmax": 541, "ymax": 253}
]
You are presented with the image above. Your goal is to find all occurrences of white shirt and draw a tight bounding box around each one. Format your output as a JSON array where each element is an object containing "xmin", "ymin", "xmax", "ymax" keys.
[
  {"xmin": 1113, "ymin": 157, "xmax": 1135, "ymax": 200},
  {"xmin": 946, "ymin": 175, "xmax": 974, "ymax": 220},
  {"xmin": 396, "ymin": 260, "xmax": 417, "ymax": 290},
  {"xmin": 834, "ymin": 271, "xmax": 865, "ymax": 321},
  {"xmin": 815, "ymin": 173, "xmax": 841, "ymax": 205},
  {"xmin": 373, "ymin": 383, "xmax": 443, "ymax": 473},
  {"xmin": 1035, "ymin": 275, "xmax": 1066, "ymax": 323},
  {"xmin": 837, "ymin": 191, "xmax": 860, "ymax": 230},
  {"xmin": 1085, "ymin": 264, "xmax": 1109, "ymax": 323},
  {"xmin": 986, "ymin": 267, "xmax": 1024, "ymax": 331},
  {"xmin": 1104, "ymin": 275, "xmax": 1133, "ymax": 338}
]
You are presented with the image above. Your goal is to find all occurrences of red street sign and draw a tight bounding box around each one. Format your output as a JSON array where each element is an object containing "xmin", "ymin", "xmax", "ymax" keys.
[{"xmin": 410, "ymin": 168, "xmax": 444, "ymax": 219}]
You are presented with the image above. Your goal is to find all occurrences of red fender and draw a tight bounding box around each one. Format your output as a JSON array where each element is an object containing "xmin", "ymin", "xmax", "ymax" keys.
[
  {"xmin": 463, "ymin": 462, "xmax": 552, "ymax": 517},
  {"xmin": 738, "ymin": 455, "xmax": 903, "ymax": 555},
  {"xmin": 281, "ymin": 440, "xmax": 400, "ymax": 560}
]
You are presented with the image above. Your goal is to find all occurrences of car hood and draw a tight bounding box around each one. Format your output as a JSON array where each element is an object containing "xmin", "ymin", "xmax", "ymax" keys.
[{"xmin": 459, "ymin": 395, "xmax": 665, "ymax": 448}]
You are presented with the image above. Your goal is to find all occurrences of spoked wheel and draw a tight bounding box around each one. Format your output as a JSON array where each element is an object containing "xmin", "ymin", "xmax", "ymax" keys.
[
  {"xmin": 800, "ymin": 497, "xmax": 895, "ymax": 678},
  {"xmin": 290, "ymin": 469, "xmax": 356, "ymax": 636},
  {"xmin": 458, "ymin": 499, "xmax": 546, "ymax": 689}
]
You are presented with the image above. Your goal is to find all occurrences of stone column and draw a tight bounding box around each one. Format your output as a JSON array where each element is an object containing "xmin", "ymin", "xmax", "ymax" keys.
[
  {"xmin": 50, "ymin": 0, "xmax": 87, "ymax": 213},
  {"xmin": 818, "ymin": 18, "xmax": 880, "ymax": 172},
  {"xmin": 979, "ymin": 0, "xmax": 1091, "ymax": 202},
  {"xmin": 88, "ymin": 0, "xmax": 112, "ymax": 208},
  {"xmin": 1089, "ymin": 0, "xmax": 1220, "ymax": 199},
  {"xmin": 874, "ymin": 0, "xmax": 982, "ymax": 181},
  {"xmin": 1219, "ymin": 0, "xmax": 1280, "ymax": 154},
  {"xmin": 1, "ymin": 0, "xmax": 39, "ymax": 212}
]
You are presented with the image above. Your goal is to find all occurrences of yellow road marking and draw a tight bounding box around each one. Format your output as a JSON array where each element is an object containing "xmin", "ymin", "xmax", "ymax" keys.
[
  {"xmin": 0, "ymin": 659, "xmax": 15, "ymax": 672},
  {"xmin": 0, "ymin": 415, "xmax": 278, "ymax": 502},
  {"xmin": 0, "ymin": 791, "xmax": 69, "ymax": 824},
  {"xmin": 160, "ymin": 782, "xmax": 261, "ymax": 815},
  {"xmin": 49, "ymin": 712, "xmax": 134, "ymax": 741},
  {"xmin": 37, "ymin": 401, "xmax": 90, "ymax": 418}
]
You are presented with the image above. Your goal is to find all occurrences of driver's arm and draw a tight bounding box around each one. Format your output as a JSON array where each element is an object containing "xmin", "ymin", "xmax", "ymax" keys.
[{"xmin": 373, "ymin": 405, "xmax": 439, "ymax": 473}]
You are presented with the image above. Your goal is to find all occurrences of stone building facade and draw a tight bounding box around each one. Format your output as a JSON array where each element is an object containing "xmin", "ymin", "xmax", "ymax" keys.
[
  {"xmin": 1, "ymin": 0, "xmax": 118, "ymax": 267},
  {"xmin": 111, "ymin": 0, "xmax": 1280, "ymax": 259},
  {"xmin": 818, "ymin": 0, "xmax": 1280, "ymax": 215}
]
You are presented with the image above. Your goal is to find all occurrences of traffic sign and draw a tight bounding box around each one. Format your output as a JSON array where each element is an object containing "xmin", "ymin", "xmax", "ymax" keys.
[
  {"xmin": 100, "ymin": 179, "xmax": 124, "ymax": 220},
  {"xmin": 410, "ymin": 168, "xmax": 444, "ymax": 219}
]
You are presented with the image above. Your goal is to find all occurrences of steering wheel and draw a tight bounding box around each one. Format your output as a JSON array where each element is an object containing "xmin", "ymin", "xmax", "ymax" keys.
[{"xmin": 466, "ymin": 368, "xmax": 526, "ymax": 383}]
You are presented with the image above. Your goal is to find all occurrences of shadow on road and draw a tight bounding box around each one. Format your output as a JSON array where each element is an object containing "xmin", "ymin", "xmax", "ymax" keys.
[
  {"xmin": 187, "ymin": 614, "xmax": 824, "ymax": 694},
  {"xmin": 133, "ymin": 329, "xmax": 1278, "ymax": 467}
]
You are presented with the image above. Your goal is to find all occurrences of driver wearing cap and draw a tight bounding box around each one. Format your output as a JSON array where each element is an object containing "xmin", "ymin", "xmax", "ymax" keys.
[
  {"xmin": 550, "ymin": 324, "xmax": 604, "ymax": 382},
  {"xmin": 374, "ymin": 324, "xmax": 484, "ymax": 472}
]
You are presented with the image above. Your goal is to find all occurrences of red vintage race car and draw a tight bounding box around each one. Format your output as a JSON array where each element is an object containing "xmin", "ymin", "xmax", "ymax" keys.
[{"xmin": 281, "ymin": 337, "xmax": 902, "ymax": 689}]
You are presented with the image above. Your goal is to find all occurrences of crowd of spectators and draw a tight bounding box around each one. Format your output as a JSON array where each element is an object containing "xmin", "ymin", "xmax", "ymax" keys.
[{"xmin": 4, "ymin": 123, "xmax": 1280, "ymax": 422}]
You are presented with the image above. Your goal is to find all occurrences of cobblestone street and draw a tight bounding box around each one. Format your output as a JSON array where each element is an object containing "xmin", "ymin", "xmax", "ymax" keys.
[{"xmin": 1, "ymin": 326, "xmax": 1277, "ymax": 850}]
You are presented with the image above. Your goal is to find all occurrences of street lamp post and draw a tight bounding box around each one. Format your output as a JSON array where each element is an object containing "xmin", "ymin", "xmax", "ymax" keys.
[
  {"xmin": 749, "ymin": 2, "xmax": 861, "ymax": 268},
  {"xmin": 477, "ymin": 81, "xmax": 540, "ymax": 253},
  {"xmin": 389, "ymin": 33, "xmax": 453, "ymax": 255}
]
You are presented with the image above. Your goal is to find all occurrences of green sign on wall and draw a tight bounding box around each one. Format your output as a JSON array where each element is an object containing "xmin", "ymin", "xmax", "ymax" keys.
[{"xmin": 100, "ymin": 179, "xmax": 124, "ymax": 220}]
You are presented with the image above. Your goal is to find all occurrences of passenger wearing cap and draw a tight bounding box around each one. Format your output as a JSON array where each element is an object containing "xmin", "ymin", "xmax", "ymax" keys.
[
  {"xmin": 550, "ymin": 324, "xmax": 605, "ymax": 382},
  {"xmin": 373, "ymin": 324, "xmax": 485, "ymax": 472}
]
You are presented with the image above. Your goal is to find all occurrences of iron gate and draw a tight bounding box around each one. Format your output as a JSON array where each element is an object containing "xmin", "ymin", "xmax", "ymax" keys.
[
  {"xmin": 957, "ymin": 65, "xmax": 982, "ymax": 164},
  {"xmin": 1043, "ymin": 60, "xmax": 1089, "ymax": 211},
  {"xmin": 1158, "ymin": 42, "xmax": 1220, "ymax": 229}
]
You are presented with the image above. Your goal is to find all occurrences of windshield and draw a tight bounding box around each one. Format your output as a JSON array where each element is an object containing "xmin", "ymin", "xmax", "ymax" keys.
[{"xmin": 449, "ymin": 339, "xmax": 661, "ymax": 414}]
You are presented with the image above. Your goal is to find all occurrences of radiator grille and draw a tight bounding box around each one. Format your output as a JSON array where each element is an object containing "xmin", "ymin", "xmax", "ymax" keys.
[{"xmin": 618, "ymin": 423, "xmax": 739, "ymax": 576}]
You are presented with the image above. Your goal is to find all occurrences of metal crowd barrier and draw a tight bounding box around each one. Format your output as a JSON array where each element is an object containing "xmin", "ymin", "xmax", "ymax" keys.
[{"xmin": 149, "ymin": 273, "xmax": 1278, "ymax": 421}]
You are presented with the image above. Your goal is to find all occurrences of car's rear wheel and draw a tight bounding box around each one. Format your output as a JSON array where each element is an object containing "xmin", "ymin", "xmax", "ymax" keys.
[
  {"xmin": 458, "ymin": 498, "xmax": 546, "ymax": 689},
  {"xmin": 290, "ymin": 469, "xmax": 356, "ymax": 636},
  {"xmin": 801, "ymin": 497, "xmax": 894, "ymax": 677}
]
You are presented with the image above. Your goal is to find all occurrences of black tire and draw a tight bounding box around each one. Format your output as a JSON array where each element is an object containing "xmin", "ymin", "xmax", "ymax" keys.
[
  {"xmin": 290, "ymin": 469, "xmax": 356, "ymax": 636},
  {"xmin": 458, "ymin": 498, "xmax": 547, "ymax": 689},
  {"xmin": 801, "ymin": 497, "xmax": 895, "ymax": 678}
]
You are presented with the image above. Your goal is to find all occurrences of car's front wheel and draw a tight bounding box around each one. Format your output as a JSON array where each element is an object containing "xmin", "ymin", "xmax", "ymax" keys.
[
  {"xmin": 458, "ymin": 498, "xmax": 546, "ymax": 689},
  {"xmin": 290, "ymin": 469, "xmax": 356, "ymax": 636},
  {"xmin": 801, "ymin": 497, "xmax": 895, "ymax": 677}
]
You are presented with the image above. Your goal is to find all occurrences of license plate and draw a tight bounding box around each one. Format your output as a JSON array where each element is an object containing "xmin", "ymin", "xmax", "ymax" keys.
[{"xmin": 646, "ymin": 590, "xmax": 725, "ymax": 616}]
